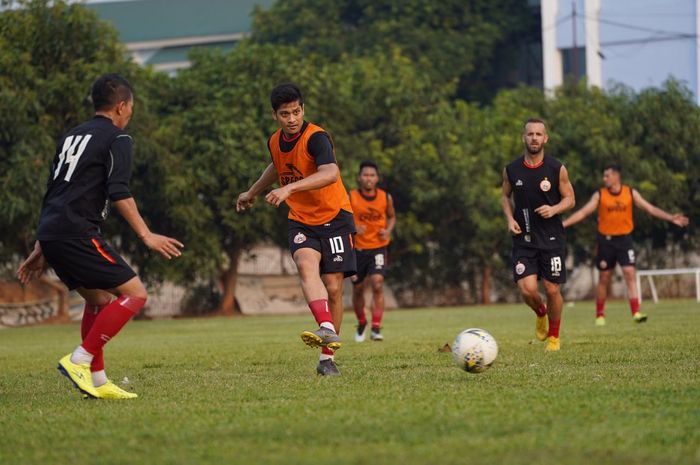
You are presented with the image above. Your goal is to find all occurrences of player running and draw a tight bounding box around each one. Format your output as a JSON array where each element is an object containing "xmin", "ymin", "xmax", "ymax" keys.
[
  {"xmin": 562, "ymin": 164, "xmax": 689, "ymax": 325},
  {"xmin": 236, "ymin": 83, "xmax": 356, "ymax": 376},
  {"xmin": 349, "ymin": 161, "xmax": 395, "ymax": 342},
  {"xmin": 501, "ymin": 118, "xmax": 575, "ymax": 352},
  {"xmin": 17, "ymin": 74, "xmax": 183, "ymax": 399}
]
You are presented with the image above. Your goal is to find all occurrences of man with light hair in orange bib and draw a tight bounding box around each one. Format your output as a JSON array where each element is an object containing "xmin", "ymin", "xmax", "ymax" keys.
[
  {"xmin": 563, "ymin": 164, "xmax": 689, "ymax": 325},
  {"xmin": 237, "ymin": 83, "xmax": 356, "ymax": 376},
  {"xmin": 349, "ymin": 161, "xmax": 396, "ymax": 342}
]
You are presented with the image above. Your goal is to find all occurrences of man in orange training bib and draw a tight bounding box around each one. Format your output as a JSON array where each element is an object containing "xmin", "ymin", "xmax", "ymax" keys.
[
  {"xmin": 349, "ymin": 161, "xmax": 396, "ymax": 342},
  {"xmin": 563, "ymin": 164, "xmax": 689, "ymax": 325},
  {"xmin": 237, "ymin": 83, "xmax": 356, "ymax": 376}
]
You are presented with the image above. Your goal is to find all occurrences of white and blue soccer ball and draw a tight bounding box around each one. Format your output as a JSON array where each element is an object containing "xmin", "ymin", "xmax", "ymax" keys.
[{"xmin": 452, "ymin": 328, "xmax": 498, "ymax": 373}]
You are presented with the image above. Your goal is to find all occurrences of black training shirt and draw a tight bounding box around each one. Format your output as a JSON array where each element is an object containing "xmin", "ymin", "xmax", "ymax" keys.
[
  {"xmin": 268, "ymin": 121, "xmax": 336, "ymax": 166},
  {"xmin": 36, "ymin": 115, "xmax": 134, "ymax": 240},
  {"xmin": 505, "ymin": 155, "xmax": 566, "ymax": 250}
]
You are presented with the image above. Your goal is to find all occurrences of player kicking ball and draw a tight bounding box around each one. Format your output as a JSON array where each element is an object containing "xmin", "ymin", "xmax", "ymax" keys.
[
  {"xmin": 237, "ymin": 83, "xmax": 356, "ymax": 376},
  {"xmin": 17, "ymin": 74, "xmax": 183, "ymax": 399},
  {"xmin": 501, "ymin": 118, "xmax": 575, "ymax": 352},
  {"xmin": 563, "ymin": 164, "xmax": 689, "ymax": 325}
]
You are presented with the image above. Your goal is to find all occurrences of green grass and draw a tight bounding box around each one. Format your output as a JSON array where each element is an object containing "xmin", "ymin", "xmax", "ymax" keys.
[{"xmin": 1, "ymin": 300, "xmax": 699, "ymax": 465}]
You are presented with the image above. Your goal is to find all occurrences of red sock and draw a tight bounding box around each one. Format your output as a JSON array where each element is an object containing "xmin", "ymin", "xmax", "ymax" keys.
[
  {"xmin": 82, "ymin": 296, "xmax": 146, "ymax": 355},
  {"xmin": 629, "ymin": 298, "xmax": 640, "ymax": 315},
  {"xmin": 309, "ymin": 299, "xmax": 332, "ymax": 326},
  {"xmin": 371, "ymin": 307, "xmax": 383, "ymax": 329},
  {"xmin": 534, "ymin": 303, "xmax": 547, "ymax": 317},
  {"xmin": 321, "ymin": 346, "xmax": 335, "ymax": 356},
  {"xmin": 81, "ymin": 302, "xmax": 110, "ymax": 372},
  {"xmin": 355, "ymin": 307, "xmax": 367, "ymax": 326},
  {"xmin": 596, "ymin": 299, "xmax": 606, "ymax": 318},
  {"xmin": 548, "ymin": 318, "xmax": 561, "ymax": 338}
]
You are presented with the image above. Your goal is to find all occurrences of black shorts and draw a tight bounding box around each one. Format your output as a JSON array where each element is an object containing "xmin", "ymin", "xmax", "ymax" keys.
[
  {"xmin": 288, "ymin": 211, "xmax": 357, "ymax": 277},
  {"xmin": 40, "ymin": 238, "xmax": 136, "ymax": 291},
  {"xmin": 596, "ymin": 233, "xmax": 635, "ymax": 270},
  {"xmin": 512, "ymin": 246, "xmax": 567, "ymax": 284},
  {"xmin": 351, "ymin": 247, "xmax": 388, "ymax": 284}
]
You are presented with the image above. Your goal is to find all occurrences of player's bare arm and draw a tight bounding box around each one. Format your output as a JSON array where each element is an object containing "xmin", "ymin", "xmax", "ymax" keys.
[
  {"xmin": 379, "ymin": 193, "xmax": 396, "ymax": 241},
  {"xmin": 265, "ymin": 163, "xmax": 339, "ymax": 208},
  {"xmin": 562, "ymin": 191, "xmax": 600, "ymax": 228},
  {"xmin": 113, "ymin": 198, "xmax": 184, "ymax": 259},
  {"xmin": 535, "ymin": 165, "xmax": 575, "ymax": 219},
  {"xmin": 237, "ymin": 163, "xmax": 278, "ymax": 212},
  {"xmin": 501, "ymin": 168, "xmax": 522, "ymax": 235},
  {"xmin": 17, "ymin": 241, "xmax": 48, "ymax": 285},
  {"xmin": 632, "ymin": 189, "xmax": 689, "ymax": 227}
]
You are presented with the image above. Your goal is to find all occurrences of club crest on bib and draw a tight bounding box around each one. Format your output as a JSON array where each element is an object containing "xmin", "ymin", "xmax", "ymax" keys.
[
  {"xmin": 294, "ymin": 232, "xmax": 307, "ymax": 244},
  {"xmin": 539, "ymin": 177, "xmax": 551, "ymax": 192},
  {"xmin": 515, "ymin": 262, "xmax": 526, "ymax": 275}
]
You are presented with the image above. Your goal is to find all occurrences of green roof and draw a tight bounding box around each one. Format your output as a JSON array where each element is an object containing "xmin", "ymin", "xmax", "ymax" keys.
[{"xmin": 86, "ymin": 0, "xmax": 275, "ymax": 43}]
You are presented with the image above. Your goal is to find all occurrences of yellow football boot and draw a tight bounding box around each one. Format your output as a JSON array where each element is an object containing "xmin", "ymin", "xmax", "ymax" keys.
[
  {"xmin": 57, "ymin": 354, "xmax": 99, "ymax": 398},
  {"xmin": 544, "ymin": 336, "xmax": 560, "ymax": 352},
  {"xmin": 536, "ymin": 314, "xmax": 548, "ymax": 341},
  {"xmin": 595, "ymin": 316, "xmax": 606, "ymax": 326},
  {"xmin": 633, "ymin": 312, "xmax": 648, "ymax": 323},
  {"xmin": 94, "ymin": 381, "xmax": 138, "ymax": 399}
]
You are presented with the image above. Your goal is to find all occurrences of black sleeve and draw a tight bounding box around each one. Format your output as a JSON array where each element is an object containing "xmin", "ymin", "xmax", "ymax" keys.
[
  {"xmin": 307, "ymin": 132, "xmax": 336, "ymax": 166},
  {"xmin": 107, "ymin": 134, "xmax": 134, "ymax": 201}
]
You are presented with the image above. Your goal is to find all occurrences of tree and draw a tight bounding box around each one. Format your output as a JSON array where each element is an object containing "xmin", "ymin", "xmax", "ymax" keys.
[
  {"xmin": 0, "ymin": 0, "xmax": 138, "ymax": 268},
  {"xmin": 250, "ymin": 0, "xmax": 535, "ymax": 102}
]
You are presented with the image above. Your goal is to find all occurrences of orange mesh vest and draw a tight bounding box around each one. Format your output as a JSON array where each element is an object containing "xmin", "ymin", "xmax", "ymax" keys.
[
  {"xmin": 350, "ymin": 188, "xmax": 390, "ymax": 249},
  {"xmin": 269, "ymin": 123, "xmax": 352, "ymax": 225},
  {"xmin": 598, "ymin": 185, "xmax": 634, "ymax": 236}
]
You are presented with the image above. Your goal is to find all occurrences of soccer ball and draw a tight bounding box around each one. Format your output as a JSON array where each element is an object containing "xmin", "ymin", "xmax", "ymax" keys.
[{"xmin": 452, "ymin": 328, "xmax": 498, "ymax": 373}]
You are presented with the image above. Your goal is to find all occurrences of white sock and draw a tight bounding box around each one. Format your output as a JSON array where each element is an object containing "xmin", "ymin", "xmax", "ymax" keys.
[
  {"xmin": 92, "ymin": 370, "xmax": 108, "ymax": 387},
  {"xmin": 320, "ymin": 322, "xmax": 336, "ymax": 333},
  {"xmin": 70, "ymin": 345, "xmax": 93, "ymax": 365},
  {"xmin": 319, "ymin": 353, "xmax": 334, "ymax": 362}
]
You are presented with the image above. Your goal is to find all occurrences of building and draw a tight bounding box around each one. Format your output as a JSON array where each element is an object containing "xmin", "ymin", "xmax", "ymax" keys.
[
  {"xmin": 541, "ymin": 0, "xmax": 700, "ymax": 103},
  {"xmin": 85, "ymin": 0, "xmax": 274, "ymax": 73}
]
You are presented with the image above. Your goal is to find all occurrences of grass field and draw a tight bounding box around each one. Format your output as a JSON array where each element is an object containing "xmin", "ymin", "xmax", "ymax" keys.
[{"xmin": 1, "ymin": 300, "xmax": 699, "ymax": 465}]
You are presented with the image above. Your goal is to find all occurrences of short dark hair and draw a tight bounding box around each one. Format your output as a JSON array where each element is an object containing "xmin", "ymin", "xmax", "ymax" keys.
[
  {"xmin": 524, "ymin": 117, "xmax": 547, "ymax": 131},
  {"xmin": 359, "ymin": 160, "xmax": 379, "ymax": 175},
  {"xmin": 270, "ymin": 83, "xmax": 304, "ymax": 111},
  {"xmin": 603, "ymin": 164, "xmax": 621, "ymax": 174},
  {"xmin": 91, "ymin": 73, "xmax": 133, "ymax": 111}
]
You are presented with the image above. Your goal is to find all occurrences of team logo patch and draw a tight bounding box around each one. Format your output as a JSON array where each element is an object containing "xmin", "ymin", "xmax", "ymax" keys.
[
  {"xmin": 293, "ymin": 233, "xmax": 307, "ymax": 244},
  {"xmin": 515, "ymin": 262, "xmax": 526, "ymax": 275},
  {"xmin": 540, "ymin": 178, "xmax": 551, "ymax": 192},
  {"xmin": 599, "ymin": 260, "xmax": 608, "ymax": 269},
  {"xmin": 333, "ymin": 255, "xmax": 344, "ymax": 262}
]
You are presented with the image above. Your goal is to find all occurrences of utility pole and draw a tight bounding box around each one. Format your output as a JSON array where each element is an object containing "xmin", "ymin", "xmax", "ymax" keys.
[{"xmin": 572, "ymin": 1, "xmax": 578, "ymax": 83}]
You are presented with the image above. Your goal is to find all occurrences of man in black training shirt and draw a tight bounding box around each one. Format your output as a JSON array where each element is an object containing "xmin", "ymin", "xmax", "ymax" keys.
[
  {"xmin": 18, "ymin": 74, "xmax": 183, "ymax": 399},
  {"xmin": 501, "ymin": 118, "xmax": 575, "ymax": 352}
]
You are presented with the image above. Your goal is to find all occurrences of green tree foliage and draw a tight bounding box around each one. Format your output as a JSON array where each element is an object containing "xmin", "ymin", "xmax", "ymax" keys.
[
  {"xmin": 250, "ymin": 0, "xmax": 535, "ymax": 102},
  {"xmin": 0, "ymin": 0, "xmax": 137, "ymax": 265}
]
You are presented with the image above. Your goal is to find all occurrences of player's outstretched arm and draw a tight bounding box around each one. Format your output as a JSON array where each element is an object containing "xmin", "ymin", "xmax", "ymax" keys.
[
  {"xmin": 113, "ymin": 198, "xmax": 184, "ymax": 259},
  {"xmin": 17, "ymin": 241, "xmax": 48, "ymax": 285},
  {"xmin": 632, "ymin": 189, "xmax": 690, "ymax": 227},
  {"xmin": 501, "ymin": 168, "xmax": 522, "ymax": 235},
  {"xmin": 562, "ymin": 191, "xmax": 600, "ymax": 228},
  {"xmin": 265, "ymin": 163, "xmax": 338, "ymax": 208},
  {"xmin": 237, "ymin": 163, "xmax": 278, "ymax": 212}
]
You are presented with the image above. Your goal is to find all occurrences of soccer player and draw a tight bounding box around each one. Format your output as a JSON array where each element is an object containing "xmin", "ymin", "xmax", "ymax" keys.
[
  {"xmin": 501, "ymin": 118, "xmax": 575, "ymax": 352},
  {"xmin": 562, "ymin": 164, "xmax": 689, "ymax": 325},
  {"xmin": 236, "ymin": 83, "xmax": 356, "ymax": 376},
  {"xmin": 349, "ymin": 161, "xmax": 395, "ymax": 342},
  {"xmin": 17, "ymin": 73, "xmax": 184, "ymax": 399}
]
